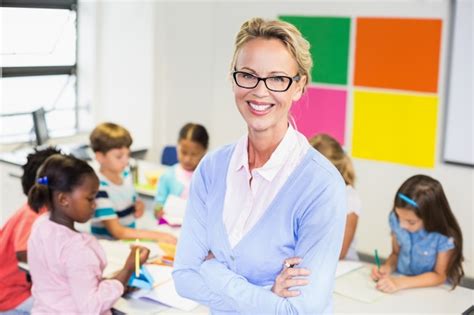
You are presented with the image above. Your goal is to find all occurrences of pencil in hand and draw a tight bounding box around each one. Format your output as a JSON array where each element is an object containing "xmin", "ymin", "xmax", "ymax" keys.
[{"xmin": 135, "ymin": 239, "xmax": 140, "ymax": 277}]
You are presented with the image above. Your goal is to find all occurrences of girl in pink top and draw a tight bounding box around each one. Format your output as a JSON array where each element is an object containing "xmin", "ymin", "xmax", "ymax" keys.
[{"xmin": 27, "ymin": 154, "xmax": 149, "ymax": 314}]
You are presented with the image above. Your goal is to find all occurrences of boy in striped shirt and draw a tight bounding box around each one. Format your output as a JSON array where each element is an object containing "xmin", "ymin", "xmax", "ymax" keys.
[{"xmin": 89, "ymin": 122, "xmax": 176, "ymax": 244}]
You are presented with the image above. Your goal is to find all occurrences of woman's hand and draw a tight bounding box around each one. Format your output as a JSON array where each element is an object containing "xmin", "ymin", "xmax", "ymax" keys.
[
  {"xmin": 271, "ymin": 257, "xmax": 310, "ymax": 298},
  {"xmin": 205, "ymin": 251, "xmax": 215, "ymax": 261},
  {"xmin": 371, "ymin": 264, "xmax": 391, "ymax": 281},
  {"xmin": 375, "ymin": 276, "xmax": 401, "ymax": 293}
]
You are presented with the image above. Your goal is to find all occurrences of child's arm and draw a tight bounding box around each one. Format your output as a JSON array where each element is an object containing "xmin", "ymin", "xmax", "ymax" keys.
[
  {"xmin": 134, "ymin": 199, "xmax": 145, "ymax": 218},
  {"xmin": 102, "ymin": 218, "xmax": 177, "ymax": 244},
  {"xmin": 153, "ymin": 174, "xmax": 169, "ymax": 213},
  {"xmin": 339, "ymin": 212, "xmax": 358, "ymax": 259},
  {"xmin": 371, "ymin": 234, "xmax": 399, "ymax": 280},
  {"xmin": 66, "ymin": 241, "xmax": 127, "ymax": 313},
  {"xmin": 376, "ymin": 250, "xmax": 453, "ymax": 293}
]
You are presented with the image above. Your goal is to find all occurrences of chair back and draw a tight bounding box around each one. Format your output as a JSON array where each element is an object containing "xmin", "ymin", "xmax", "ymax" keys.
[{"xmin": 161, "ymin": 145, "xmax": 178, "ymax": 166}]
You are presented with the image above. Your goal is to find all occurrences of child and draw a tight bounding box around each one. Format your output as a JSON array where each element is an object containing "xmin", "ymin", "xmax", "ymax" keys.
[
  {"xmin": 89, "ymin": 122, "xmax": 176, "ymax": 243},
  {"xmin": 371, "ymin": 175, "xmax": 464, "ymax": 293},
  {"xmin": 0, "ymin": 147, "xmax": 61, "ymax": 313},
  {"xmin": 310, "ymin": 133, "xmax": 361, "ymax": 260},
  {"xmin": 154, "ymin": 123, "xmax": 209, "ymax": 222},
  {"xmin": 27, "ymin": 154, "xmax": 150, "ymax": 314}
]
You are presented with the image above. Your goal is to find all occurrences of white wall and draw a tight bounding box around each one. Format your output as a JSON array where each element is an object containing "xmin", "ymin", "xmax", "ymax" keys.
[
  {"xmin": 82, "ymin": 0, "xmax": 473, "ymax": 277},
  {"xmin": 79, "ymin": 1, "xmax": 155, "ymax": 151}
]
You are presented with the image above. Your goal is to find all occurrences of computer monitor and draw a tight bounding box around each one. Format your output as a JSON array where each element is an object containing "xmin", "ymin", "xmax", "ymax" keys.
[{"xmin": 32, "ymin": 107, "xmax": 49, "ymax": 146}]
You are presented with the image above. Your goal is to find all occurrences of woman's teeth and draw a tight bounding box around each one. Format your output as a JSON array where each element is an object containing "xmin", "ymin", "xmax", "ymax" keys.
[{"xmin": 249, "ymin": 102, "xmax": 272, "ymax": 111}]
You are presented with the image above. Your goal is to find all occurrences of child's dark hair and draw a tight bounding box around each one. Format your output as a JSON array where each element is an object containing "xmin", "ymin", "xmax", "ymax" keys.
[
  {"xmin": 178, "ymin": 123, "xmax": 209, "ymax": 150},
  {"xmin": 393, "ymin": 174, "xmax": 464, "ymax": 288},
  {"xmin": 28, "ymin": 154, "xmax": 97, "ymax": 213},
  {"xmin": 21, "ymin": 146, "xmax": 62, "ymax": 198},
  {"xmin": 90, "ymin": 122, "xmax": 133, "ymax": 153}
]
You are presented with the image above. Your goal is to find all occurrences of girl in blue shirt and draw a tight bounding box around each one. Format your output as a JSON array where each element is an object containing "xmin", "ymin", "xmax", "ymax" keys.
[
  {"xmin": 154, "ymin": 123, "xmax": 209, "ymax": 223},
  {"xmin": 371, "ymin": 175, "xmax": 464, "ymax": 293}
]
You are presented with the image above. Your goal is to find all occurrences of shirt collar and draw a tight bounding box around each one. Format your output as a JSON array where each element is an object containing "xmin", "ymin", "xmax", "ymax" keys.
[
  {"xmin": 234, "ymin": 125, "xmax": 298, "ymax": 182},
  {"xmin": 410, "ymin": 227, "xmax": 428, "ymax": 241},
  {"xmin": 234, "ymin": 135, "xmax": 249, "ymax": 172}
]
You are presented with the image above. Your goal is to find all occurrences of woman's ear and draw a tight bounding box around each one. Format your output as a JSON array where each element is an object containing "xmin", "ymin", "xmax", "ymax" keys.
[{"xmin": 292, "ymin": 75, "xmax": 307, "ymax": 102}]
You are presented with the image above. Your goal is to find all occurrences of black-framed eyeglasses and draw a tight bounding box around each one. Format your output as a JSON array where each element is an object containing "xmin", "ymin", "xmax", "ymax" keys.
[{"xmin": 232, "ymin": 70, "xmax": 300, "ymax": 92}]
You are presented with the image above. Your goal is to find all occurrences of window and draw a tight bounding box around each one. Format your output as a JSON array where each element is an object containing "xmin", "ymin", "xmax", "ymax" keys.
[{"xmin": 0, "ymin": 0, "xmax": 87, "ymax": 144}]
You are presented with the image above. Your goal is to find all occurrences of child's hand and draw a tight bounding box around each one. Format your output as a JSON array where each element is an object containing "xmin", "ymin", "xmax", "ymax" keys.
[
  {"xmin": 134, "ymin": 200, "xmax": 145, "ymax": 218},
  {"xmin": 124, "ymin": 246, "xmax": 150, "ymax": 273},
  {"xmin": 156, "ymin": 231, "xmax": 177, "ymax": 245},
  {"xmin": 371, "ymin": 264, "xmax": 391, "ymax": 281},
  {"xmin": 375, "ymin": 276, "xmax": 401, "ymax": 293},
  {"xmin": 154, "ymin": 206, "xmax": 164, "ymax": 220},
  {"xmin": 113, "ymin": 246, "xmax": 150, "ymax": 288},
  {"xmin": 271, "ymin": 257, "xmax": 310, "ymax": 298}
]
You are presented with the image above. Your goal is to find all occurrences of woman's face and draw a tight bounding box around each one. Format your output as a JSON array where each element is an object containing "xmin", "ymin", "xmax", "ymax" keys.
[{"xmin": 233, "ymin": 38, "xmax": 305, "ymax": 135}]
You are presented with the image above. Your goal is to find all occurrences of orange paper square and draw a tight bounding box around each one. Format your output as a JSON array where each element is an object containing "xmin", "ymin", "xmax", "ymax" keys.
[{"xmin": 354, "ymin": 18, "xmax": 442, "ymax": 93}]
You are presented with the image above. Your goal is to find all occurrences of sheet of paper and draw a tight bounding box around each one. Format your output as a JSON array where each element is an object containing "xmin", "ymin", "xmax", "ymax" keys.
[
  {"xmin": 99, "ymin": 239, "xmax": 165, "ymax": 277},
  {"xmin": 145, "ymin": 279, "xmax": 198, "ymax": 311},
  {"xmin": 163, "ymin": 195, "xmax": 187, "ymax": 225},
  {"xmin": 335, "ymin": 260, "xmax": 364, "ymax": 278},
  {"xmin": 113, "ymin": 296, "xmax": 169, "ymax": 314},
  {"xmin": 130, "ymin": 266, "xmax": 198, "ymax": 312},
  {"xmin": 145, "ymin": 265, "xmax": 173, "ymax": 286},
  {"xmin": 334, "ymin": 266, "xmax": 387, "ymax": 303}
]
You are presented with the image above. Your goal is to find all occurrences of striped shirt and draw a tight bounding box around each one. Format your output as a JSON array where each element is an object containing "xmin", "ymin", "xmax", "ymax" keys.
[{"xmin": 91, "ymin": 170, "xmax": 137, "ymax": 238}]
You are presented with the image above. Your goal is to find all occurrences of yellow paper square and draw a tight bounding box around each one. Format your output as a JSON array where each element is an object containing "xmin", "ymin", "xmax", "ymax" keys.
[{"xmin": 351, "ymin": 90, "xmax": 438, "ymax": 167}]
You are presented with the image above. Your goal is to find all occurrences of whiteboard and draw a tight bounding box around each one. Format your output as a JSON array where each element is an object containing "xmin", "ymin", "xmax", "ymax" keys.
[{"xmin": 443, "ymin": 0, "xmax": 473, "ymax": 166}]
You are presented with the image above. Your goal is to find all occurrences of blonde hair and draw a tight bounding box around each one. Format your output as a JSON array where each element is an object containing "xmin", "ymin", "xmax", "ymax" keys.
[
  {"xmin": 310, "ymin": 133, "xmax": 355, "ymax": 186},
  {"xmin": 230, "ymin": 17, "xmax": 313, "ymax": 91},
  {"xmin": 90, "ymin": 122, "xmax": 133, "ymax": 153}
]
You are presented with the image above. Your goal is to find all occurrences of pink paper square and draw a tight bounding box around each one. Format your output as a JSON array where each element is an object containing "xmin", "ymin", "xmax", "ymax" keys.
[{"xmin": 291, "ymin": 86, "xmax": 347, "ymax": 144}]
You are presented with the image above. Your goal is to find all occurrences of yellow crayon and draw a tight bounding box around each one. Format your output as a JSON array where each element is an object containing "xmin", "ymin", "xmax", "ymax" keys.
[{"xmin": 135, "ymin": 239, "xmax": 140, "ymax": 277}]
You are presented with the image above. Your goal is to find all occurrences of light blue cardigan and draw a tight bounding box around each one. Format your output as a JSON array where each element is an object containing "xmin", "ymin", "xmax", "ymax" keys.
[{"xmin": 173, "ymin": 144, "xmax": 347, "ymax": 314}]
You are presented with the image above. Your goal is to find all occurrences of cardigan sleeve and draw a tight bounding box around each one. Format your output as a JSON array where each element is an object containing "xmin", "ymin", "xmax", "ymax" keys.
[
  {"xmin": 172, "ymin": 156, "xmax": 236, "ymax": 311},
  {"xmin": 198, "ymin": 176, "xmax": 347, "ymax": 314}
]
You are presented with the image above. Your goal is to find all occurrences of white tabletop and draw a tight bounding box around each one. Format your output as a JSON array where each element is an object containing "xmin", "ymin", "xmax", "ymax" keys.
[
  {"xmin": 115, "ymin": 263, "xmax": 473, "ymax": 314},
  {"xmin": 334, "ymin": 282, "xmax": 473, "ymax": 314}
]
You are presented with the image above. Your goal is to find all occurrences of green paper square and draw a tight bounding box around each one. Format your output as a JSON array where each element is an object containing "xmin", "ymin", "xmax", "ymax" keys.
[{"xmin": 279, "ymin": 16, "xmax": 351, "ymax": 85}]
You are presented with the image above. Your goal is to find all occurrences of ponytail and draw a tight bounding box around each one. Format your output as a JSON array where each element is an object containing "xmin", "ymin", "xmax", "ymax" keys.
[{"xmin": 28, "ymin": 183, "xmax": 50, "ymax": 212}]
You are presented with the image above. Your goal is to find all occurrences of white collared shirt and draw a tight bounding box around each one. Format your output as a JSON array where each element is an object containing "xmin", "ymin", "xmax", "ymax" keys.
[{"xmin": 223, "ymin": 125, "xmax": 310, "ymax": 248}]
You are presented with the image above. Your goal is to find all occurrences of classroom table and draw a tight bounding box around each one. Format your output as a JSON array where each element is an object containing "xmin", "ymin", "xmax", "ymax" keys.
[
  {"xmin": 114, "ymin": 263, "xmax": 473, "ymax": 314},
  {"xmin": 22, "ymin": 213, "xmax": 474, "ymax": 314},
  {"xmin": 333, "ymin": 268, "xmax": 473, "ymax": 314},
  {"xmin": 334, "ymin": 286, "xmax": 473, "ymax": 314}
]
